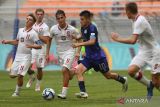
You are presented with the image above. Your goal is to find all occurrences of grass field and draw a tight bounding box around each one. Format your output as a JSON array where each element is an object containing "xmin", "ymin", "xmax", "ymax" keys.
[{"xmin": 0, "ymin": 70, "xmax": 159, "ymax": 107}]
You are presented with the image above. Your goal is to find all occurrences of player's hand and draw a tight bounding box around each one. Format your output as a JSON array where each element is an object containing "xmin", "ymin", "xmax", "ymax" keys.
[
  {"xmin": 75, "ymin": 52, "xmax": 80, "ymax": 59},
  {"xmin": 111, "ymin": 32, "xmax": 119, "ymax": 41},
  {"xmin": 72, "ymin": 43, "xmax": 79, "ymax": 48},
  {"xmin": 1, "ymin": 40, "xmax": 7, "ymax": 44},
  {"xmin": 26, "ymin": 44, "xmax": 32, "ymax": 48}
]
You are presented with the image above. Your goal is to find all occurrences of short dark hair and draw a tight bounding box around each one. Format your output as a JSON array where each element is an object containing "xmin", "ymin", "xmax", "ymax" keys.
[
  {"xmin": 35, "ymin": 8, "xmax": 45, "ymax": 14},
  {"xmin": 55, "ymin": 10, "xmax": 66, "ymax": 18},
  {"xmin": 125, "ymin": 2, "xmax": 138, "ymax": 14},
  {"xmin": 79, "ymin": 10, "xmax": 91, "ymax": 19},
  {"xmin": 28, "ymin": 13, "xmax": 36, "ymax": 23}
]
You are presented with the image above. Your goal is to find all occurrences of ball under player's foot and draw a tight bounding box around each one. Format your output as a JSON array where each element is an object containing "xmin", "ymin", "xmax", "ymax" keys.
[
  {"xmin": 147, "ymin": 81, "xmax": 154, "ymax": 100},
  {"xmin": 26, "ymin": 76, "xmax": 35, "ymax": 88},
  {"xmin": 75, "ymin": 92, "xmax": 88, "ymax": 99},
  {"xmin": 57, "ymin": 93, "xmax": 66, "ymax": 99},
  {"xmin": 122, "ymin": 77, "xmax": 128, "ymax": 92},
  {"xmin": 12, "ymin": 92, "xmax": 19, "ymax": 97}
]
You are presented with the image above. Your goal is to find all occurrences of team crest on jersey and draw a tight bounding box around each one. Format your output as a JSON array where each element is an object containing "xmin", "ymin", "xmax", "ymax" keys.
[
  {"xmin": 84, "ymin": 29, "xmax": 87, "ymax": 34},
  {"xmin": 20, "ymin": 37, "xmax": 24, "ymax": 42}
]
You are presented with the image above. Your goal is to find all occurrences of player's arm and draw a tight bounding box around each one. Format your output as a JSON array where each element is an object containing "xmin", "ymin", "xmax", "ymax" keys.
[
  {"xmin": 72, "ymin": 38, "xmax": 96, "ymax": 48},
  {"xmin": 2, "ymin": 40, "xmax": 18, "ymax": 45},
  {"xmin": 46, "ymin": 37, "xmax": 52, "ymax": 62},
  {"xmin": 26, "ymin": 40, "xmax": 42, "ymax": 49},
  {"xmin": 111, "ymin": 32, "xmax": 138, "ymax": 44}
]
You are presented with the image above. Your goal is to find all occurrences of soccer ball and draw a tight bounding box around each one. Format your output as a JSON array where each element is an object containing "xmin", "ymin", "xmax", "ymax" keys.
[{"xmin": 42, "ymin": 88, "xmax": 55, "ymax": 100}]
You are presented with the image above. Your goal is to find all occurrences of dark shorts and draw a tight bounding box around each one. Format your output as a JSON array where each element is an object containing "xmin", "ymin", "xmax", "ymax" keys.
[{"xmin": 79, "ymin": 57, "xmax": 110, "ymax": 73}]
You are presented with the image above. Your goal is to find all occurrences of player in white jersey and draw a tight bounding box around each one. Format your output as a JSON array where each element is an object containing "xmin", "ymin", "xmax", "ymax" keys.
[
  {"xmin": 111, "ymin": 2, "xmax": 160, "ymax": 98},
  {"xmin": 25, "ymin": 8, "xmax": 50, "ymax": 91},
  {"xmin": 2, "ymin": 14, "xmax": 42, "ymax": 96},
  {"xmin": 50, "ymin": 10, "xmax": 81, "ymax": 99}
]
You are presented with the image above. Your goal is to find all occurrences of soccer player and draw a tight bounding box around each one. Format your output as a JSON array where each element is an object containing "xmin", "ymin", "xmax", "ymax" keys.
[
  {"xmin": 111, "ymin": 2, "xmax": 160, "ymax": 98},
  {"xmin": 25, "ymin": 8, "xmax": 50, "ymax": 91},
  {"xmin": 72, "ymin": 10, "xmax": 128, "ymax": 98},
  {"xmin": 2, "ymin": 13, "xmax": 42, "ymax": 96},
  {"xmin": 50, "ymin": 10, "xmax": 81, "ymax": 99}
]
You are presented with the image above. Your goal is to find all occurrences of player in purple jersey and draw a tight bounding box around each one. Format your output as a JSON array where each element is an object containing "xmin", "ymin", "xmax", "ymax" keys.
[{"xmin": 72, "ymin": 10, "xmax": 128, "ymax": 98}]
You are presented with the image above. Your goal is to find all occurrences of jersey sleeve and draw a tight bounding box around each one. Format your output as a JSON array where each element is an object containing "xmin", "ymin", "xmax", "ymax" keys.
[
  {"xmin": 42, "ymin": 26, "xmax": 50, "ymax": 37},
  {"xmin": 133, "ymin": 20, "xmax": 146, "ymax": 35},
  {"xmin": 49, "ymin": 26, "xmax": 55, "ymax": 38},
  {"xmin": 72, "ymin": 28, "xmax": 81, "ymax": 39},
  {"xmin": 89, "ymin": 26, "xmax": 97, "ymax": 39}
]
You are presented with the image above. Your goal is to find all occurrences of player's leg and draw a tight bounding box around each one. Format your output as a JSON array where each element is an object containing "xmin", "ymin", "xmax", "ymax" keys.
[
  {"xmin": 152, "ymin": 74, "xmax": 160, "ymax": 91},
  {"xmin": 26, "ymin": 64, "xmax": 35, "ymax": 88},
  {"xmin": 35, "ymin": 55, "xmax": 45, "ymax": 91},
  {"xmin": 12, "ymin": 74, "xmax": 24, "ymax": 97},
  {"xmin": 57, "ymin": 53, "xmax": 75, "ymax": 99},
  {"xmin": 75, "ymin": 58, "xmax": 90, "ymax": 98},
  {"xmin": 26, "ymin": 54, "xmax": 36, "ymax": 88},
  {"xmin": 129, "ymin": 54, "xmax": 153, "ymax": 97},
  {"xmin": 57, "ymin": 67, "xmax": 70, "ymax": 99},
  {"xmin": 12, "ymin": 60, "xmax": 31, "ymax": 96},
  {"xmin": 94, "ymin": 58, "xmax": 128, "ymax": 92}
]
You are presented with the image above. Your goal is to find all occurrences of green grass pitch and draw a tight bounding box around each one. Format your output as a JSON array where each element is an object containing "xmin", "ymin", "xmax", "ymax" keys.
[{"xmin": 0, "ymin": 70, "xmax": 159, "ymax": 107}]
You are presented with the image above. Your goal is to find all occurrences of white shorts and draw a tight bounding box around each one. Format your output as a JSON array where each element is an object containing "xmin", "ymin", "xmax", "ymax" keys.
[
  {"xmin": 58, "ymin": 50, "xmax": 76, "ymax": 70},
  {"xmin": 31, "ymin": 54, "xmax": 46, "ymax": 68},
  {"xmin": 129, "ymin": 49, "xmax": 160, "ymax": 74},
  {"xmin": 10, "ymin": 60, "xmax": 31, "ymax": 76}
]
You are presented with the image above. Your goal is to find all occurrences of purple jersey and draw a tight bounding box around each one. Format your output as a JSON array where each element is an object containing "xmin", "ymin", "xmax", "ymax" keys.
[{"xmin": 81, "ymin": 23, "xmax": 105, "ymax": 60}]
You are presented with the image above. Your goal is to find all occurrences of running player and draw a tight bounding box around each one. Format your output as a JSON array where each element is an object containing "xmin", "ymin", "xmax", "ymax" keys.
[
  {"xmin": 2, "ymin": 13, "xmax": 42, "ymax": 96},
  {"xmin": 72, "ymin": 10, "xmax": 128, "ymax": 98},
  {"xmin": 111, "ymin": 2, "xmax": 160, "ymax": 98},
  {"xmin": 25, "ymin": 8, "xmax": 50, "ymax": 91},
  {"xmin": 50, "ymin": 10, "xmax": 81, "ymax": 99}
]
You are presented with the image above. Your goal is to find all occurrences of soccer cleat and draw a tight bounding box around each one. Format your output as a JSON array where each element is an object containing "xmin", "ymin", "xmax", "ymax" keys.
[
  {"xmin": 26, "ymin": 77, "xmax": 35, "ymax": 88},
  {"xmin": 57, "ymin": 94, "xmax": 66, "ymax": 99},
  {"xmin": 147, "ymin": 81, "xmax": 154, "ymax": 100},
  {"xmin": 122, "ymin": 77, "xmax": 128, "ymax": 92},
  {"xmin": 12, "ymin": 92, "xmax": 19, "ymax": 97},
  {"xmin": 35, "ymin": 83, "xmax": 41, "ymax": 92},
  {"xmin": 75, "ymin": 92, "xmax": 88, "ymax": 99}
]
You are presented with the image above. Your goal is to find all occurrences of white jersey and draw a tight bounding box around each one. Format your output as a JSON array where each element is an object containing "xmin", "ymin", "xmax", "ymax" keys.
[
  {"xmin": 132, "ymin": 15, "xmax": 158, "ymax": 52},
  {"xmin": 32, "ymin": 22, "xmax": 50, "ymax": 55},
  {"xmin": 50, "ymin": 24, "xmax": 81, "ymax": 54},
  {"xmin": 15, "ymin": 28, "xmax": 39, "ymax": 61}
]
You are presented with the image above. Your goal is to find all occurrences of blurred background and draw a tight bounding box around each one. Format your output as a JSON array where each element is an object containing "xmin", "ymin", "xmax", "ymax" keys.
[{"xmin": 0, "ymin": 0, "xmax": 160, "ymax": 71}]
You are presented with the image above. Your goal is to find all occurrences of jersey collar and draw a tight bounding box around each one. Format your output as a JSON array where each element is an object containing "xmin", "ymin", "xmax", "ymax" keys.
[
  {"xmin": 58, "ymin": 24, "xmax": 68, "ymax": 31},
  {"xmin": 134, "ymin": 14, "xmax": 140, "ymax": 21},
  {"xmin": 23, "ymin": 27, "xmax": 32, "ymax": 32},
  {"xmin": 35, "ymin": 22, "xmax": 43, "ymax": 27}
]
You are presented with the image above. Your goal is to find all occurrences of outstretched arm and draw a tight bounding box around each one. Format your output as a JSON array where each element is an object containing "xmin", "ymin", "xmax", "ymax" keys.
[
  {"xmin": 2, "ymin": 40, "xmax": 18, "ymax": 45},
  {"xmin": 111, "ymin": 32, "xmax": 138, "ymax": 44},
  {"xmin": 72, "ymin": 38, "xmax": 96, "ymax": 48}
]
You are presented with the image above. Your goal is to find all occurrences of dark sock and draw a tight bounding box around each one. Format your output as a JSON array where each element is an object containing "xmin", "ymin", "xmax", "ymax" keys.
[
  {"xmin": 116, "ymin": 75, "xmax": 125, "ymax": 84},
  {"xmin": 78, "ymin": 81, "xmax": 86, "ymax": 92}
]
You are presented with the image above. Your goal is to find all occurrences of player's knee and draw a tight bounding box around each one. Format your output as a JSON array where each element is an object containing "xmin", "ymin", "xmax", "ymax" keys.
[
  {"xmin": 128, "ymin": 68, "xmax": 136, "ymax": 77},
  {"xmin": 152, "ymin": 80, "xmax": 160, "ymax": 88}
]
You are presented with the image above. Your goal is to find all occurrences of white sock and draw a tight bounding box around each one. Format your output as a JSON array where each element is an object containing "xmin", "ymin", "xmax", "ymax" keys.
[
  {"xmin": 61, "ymin": 87, "xmax": 68, "ymax": 96},
  {"xmin": 134, "ymin": 71, "xmax": 150, "ymax": 87},
  {"xmin": 15, "ymin": 85, "xmax": 21, "ymax": 94},
  {"xmin": 36, "ymin": 79, "xmax": 41, "ymax": 85}
]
